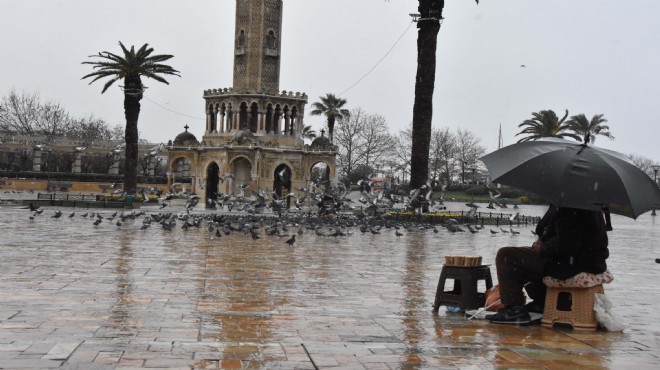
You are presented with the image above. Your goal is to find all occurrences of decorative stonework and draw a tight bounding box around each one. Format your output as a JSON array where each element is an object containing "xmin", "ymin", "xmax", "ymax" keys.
[
  {"xmin": 166, "ymin": 0, "xmax": 336, "ymax": 201},
  {"xmin": 228, "ymin": 129, "xmax": 258, "ymax": 145}
]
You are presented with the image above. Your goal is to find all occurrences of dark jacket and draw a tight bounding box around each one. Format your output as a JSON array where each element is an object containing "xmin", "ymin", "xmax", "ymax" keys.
[{"xmin": 537, "ymin": 206, "xmax": 609, "ymax": 279}]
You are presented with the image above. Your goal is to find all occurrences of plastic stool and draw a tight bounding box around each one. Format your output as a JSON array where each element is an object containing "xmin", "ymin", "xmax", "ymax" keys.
[
  {"xmin": 432, "ymin": 265, "xmax": 493, "ymax": 311},
  {"xmin": 541, "ymin": 284, "xmax": 604, "ymax": 331}
]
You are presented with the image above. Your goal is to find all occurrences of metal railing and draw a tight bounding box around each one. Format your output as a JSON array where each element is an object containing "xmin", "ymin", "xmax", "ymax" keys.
[{"xmin": 37, "ymin": 193, "xmax": 99, "ymax": 201}]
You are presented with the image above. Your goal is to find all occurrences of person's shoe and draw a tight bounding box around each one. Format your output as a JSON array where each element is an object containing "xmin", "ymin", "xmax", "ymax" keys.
[
  {"xmin": 487, "ymin": 306, "xmax": 532, "ymax": 324},
  {"xmin": 525, "ymin": 300, "xmax": 544, "ymax": 314}
]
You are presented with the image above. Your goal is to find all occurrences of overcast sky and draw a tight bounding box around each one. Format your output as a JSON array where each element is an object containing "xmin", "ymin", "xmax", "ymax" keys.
[{"xmin": 1, "ymin": 0, "xmax": 659, "ymax": 161}]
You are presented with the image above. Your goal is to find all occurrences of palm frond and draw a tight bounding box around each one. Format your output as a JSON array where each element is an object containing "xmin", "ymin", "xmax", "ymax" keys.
[{"xmin": 82, "ymin": 41, "xmax": 180, "ymax": 94}]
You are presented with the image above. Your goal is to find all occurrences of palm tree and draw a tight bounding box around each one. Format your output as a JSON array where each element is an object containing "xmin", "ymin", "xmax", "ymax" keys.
[
  {"xmin": 408, "ymin": 0, "xmax": 444, "ymax": 189},
  {"xmin": 515, "ymin": 109, "xmax": 582, "ymax": 143},
  {"xmin": 383, "ymin": 1, "xmax": 479, "ymax": 188},
  {"xmin": 300, "ymin": 125, "xmax": 317, "ymax": 141},
  {"xmin": 309, "ymin": 93, "xmax": 349, "ymax": 143},
  {"xmin": 82, "ymin": 42, "xmax": 180, "ymax": 194},
  {"xmin": 566, "ymin": 113, "xmax": 614, "ymax": 144}
]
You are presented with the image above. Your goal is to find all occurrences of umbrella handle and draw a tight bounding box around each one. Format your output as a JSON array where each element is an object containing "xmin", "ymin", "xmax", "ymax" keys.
[{"xmin": 603, "ymin": 207, "xmax": 613, "ymax": 231}]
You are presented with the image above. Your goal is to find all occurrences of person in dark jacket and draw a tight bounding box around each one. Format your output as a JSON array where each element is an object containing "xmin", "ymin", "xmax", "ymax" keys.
[{"xmin": 487, "ymin": 205, "xmax": 609, "ymax": 324}]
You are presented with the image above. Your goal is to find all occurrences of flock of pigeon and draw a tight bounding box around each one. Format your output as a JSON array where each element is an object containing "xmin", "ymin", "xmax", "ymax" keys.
[{"xmin": 21, "ymin": 183, "xmax": 534, "ymax": 244}]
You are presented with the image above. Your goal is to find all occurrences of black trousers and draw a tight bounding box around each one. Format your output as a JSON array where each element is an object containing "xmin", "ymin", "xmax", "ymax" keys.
[{"xmin": 495, "ymin": 246, "xmax": 547, "ymax": 307}]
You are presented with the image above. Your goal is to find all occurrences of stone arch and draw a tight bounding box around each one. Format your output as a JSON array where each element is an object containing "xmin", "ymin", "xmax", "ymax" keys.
[
  {"xmin": 169, "ymin": 155, "xmax": 194, "ymax": 174},
  {"xmin": 238, "ymin": 102, "xmax": 248, "ymax": 130},
  {"xmin": 169, "ymin": 156, "xmax": 194, "ymax": 190},
  {"xmin": 274, "ymin": 104, "xmax": 283, "ymax": 135},
  {"xmin": 290, "ymin": 106, "xmax": 299, "ymax": 136},
  {"xmin": 266, "ymin": 29, "xmax": 277, "ymax": 49},
  {"xmin": 273, "ymin": 163, "xmax": 292, "ymax": 206},
  {"xmin": 237, "ymin": 29, "xmax": 245, "ymax": 48},
  {"xmin": 249, "ymin": 102, "xmax": 259, "ymax": 133},
  {"xmin": 282, "ymin": 105, "xmax": 291, "ymax": 136},
  {"xmin": 229, "ymin": 156, "xmax": 252, "ymax": 195},
  {"xmin": 205, "ymin": 161, "xmax": 220, "ymax": 202},
  {"xmin": 265, "ymin": 103, "xmax": 274, "ymax": 134},
  {"xmin": 309, "ymin": 160, "xmax": 333, "ymax": 189},
  {"xmin": 207, "ymin": 103, "xmax": 217, "ymax": 133}
]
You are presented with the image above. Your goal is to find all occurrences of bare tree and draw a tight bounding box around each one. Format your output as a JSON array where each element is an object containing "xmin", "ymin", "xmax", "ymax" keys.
[
  {"xmin": 39, "ymin": 103, "xmax": 72, "ymax": 141},
  {"xmin": 628, "ymin": 153, "xmax": 659, "ymax": 179},
  {"xmin": 430, "ymin": 127, "xmax": 456, "ymax": 186},
  {"xmin": 358, "ymin": 113, "xmax": 393, "ymax": 171},
  {"xmin": 67, "ymin": 115, "xmax": 123, "ymax": 145},
  {"xmin": 0, "ymin": 90, "xmax": 119, "ymax": 144},
  {"xmin": 455, "ymin": 129, "xmax": 486, "ymax": 185},
  {"xmin": 334, "ymin": 108, "xmax": 394, "ymax": 184},
  {"xmin": 388, "ymin": 125, "xmax": 413, "ymax": 185},
  {"xmin": 334, "ymin": 108, "xmax": 366, "ymax": 183},
  {"xmin": 0, "ymin": 90, "xmax": 45, "ymax": 136}
]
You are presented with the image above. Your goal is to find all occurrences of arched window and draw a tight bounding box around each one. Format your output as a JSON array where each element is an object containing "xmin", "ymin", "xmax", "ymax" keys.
[
  {"xmin": 238, "ymin": 30, "xmax": 245, "ymax": 48},
  {"xmin": 266, "ymin": 30, "xmax": 276, "ymax": 49}
]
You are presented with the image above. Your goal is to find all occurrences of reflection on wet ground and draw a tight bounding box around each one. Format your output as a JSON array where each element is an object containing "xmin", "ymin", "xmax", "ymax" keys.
[{"xmin": 0, "ymin": 201, "xmax": 659, "ymax": 369}]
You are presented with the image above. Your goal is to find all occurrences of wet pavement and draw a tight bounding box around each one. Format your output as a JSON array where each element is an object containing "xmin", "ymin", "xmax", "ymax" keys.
[{"xmin": 0, "ymin": 199, "xmax": 659, "ymax": 369}]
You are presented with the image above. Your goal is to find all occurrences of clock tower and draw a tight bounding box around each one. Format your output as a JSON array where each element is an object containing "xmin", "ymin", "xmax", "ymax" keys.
[{"xmin": 233, "ymin": 0, "xmax": 283, "ymax": 94}]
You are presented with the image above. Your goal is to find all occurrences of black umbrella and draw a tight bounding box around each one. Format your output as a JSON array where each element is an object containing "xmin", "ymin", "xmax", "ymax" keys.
[{"xmin": 480, "ymin": 138, "xmax": 660, "ymax": 219}]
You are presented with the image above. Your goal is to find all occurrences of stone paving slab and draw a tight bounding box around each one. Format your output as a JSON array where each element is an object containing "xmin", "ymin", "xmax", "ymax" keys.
[{"xmin": 0, "ymin": 205, "xmax": 659, "ymax": 368}]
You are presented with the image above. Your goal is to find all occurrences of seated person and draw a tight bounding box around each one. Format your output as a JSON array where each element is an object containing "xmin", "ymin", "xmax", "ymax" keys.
[{"xmin": 487, "ymin": 205, "xmax": 609, "ymax": 324}]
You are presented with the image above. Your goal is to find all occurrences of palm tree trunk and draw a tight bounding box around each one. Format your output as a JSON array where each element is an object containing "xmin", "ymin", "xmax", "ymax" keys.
[
  {"xmin": 410, "ymin": 2, "xmax": 441, "ymax": 189},
  {"xmin": 123, "ymin": 93, "xmax": 141, "ymax": 195},
  {"xmin": 328, "ymin": 116, "xmax": 336, "ymax": 143}
]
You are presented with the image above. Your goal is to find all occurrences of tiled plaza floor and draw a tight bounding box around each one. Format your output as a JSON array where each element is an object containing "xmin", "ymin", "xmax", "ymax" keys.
[{"xmin": 0, "ymin": 201, "xmax": 659, "ymax": 369}]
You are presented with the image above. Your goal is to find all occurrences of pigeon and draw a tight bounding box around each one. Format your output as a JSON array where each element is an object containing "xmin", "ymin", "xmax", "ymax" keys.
[{"xmin": 285, "ymin": 234, "xmax": 296, "ymax": 246}]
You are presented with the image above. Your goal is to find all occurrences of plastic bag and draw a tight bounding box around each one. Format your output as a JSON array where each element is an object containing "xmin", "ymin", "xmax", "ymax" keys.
[{"xmin": 593, "ymin": 292, "xmax": 627, "ymax": 331}]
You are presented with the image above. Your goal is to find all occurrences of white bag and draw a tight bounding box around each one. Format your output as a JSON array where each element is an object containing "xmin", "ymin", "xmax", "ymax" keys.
[{"xmin": 593, "ymin": 292, "xmax": 627, "ymax": 331}]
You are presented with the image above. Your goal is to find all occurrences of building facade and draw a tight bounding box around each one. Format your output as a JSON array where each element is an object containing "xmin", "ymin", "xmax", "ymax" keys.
[{"xmin": 166, "ymin": 0, "xmax": 336, "ymax": 202}]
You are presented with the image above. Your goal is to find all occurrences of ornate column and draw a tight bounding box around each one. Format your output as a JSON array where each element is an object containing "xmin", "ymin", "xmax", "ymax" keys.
[
  {"xmin": 225, "ymin": 109, "xmax": 232, "ymax": 133},
  {"xmin": 213, "ymin": 105, "xmax": 219, "ymax": 133},
  {"xmin": 284, "ymin": 111, "xmax": 291, "ymax": 136},
  {"xmin": 275, "ymin": 112, "xmax": 282, "ymax": 135},
  {"xmin": 206, "ymin": 108, "xmax": 212, "ymax": 134},
  {"xmin": 219, "ymin": 109, "xmax": 226, "ymax": 133},
  {"xmin": 258, "ymin": 109, "xmax": 267, "ymax": 134},
  {"xmin": 296, "ymin": 109, "xmax": 304, "ymax": 138}
]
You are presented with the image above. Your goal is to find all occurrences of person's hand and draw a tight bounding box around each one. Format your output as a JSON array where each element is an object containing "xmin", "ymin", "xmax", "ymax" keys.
[{"xmin": 532, "ymin": 240, "xmax": 543, "ymax": 254}]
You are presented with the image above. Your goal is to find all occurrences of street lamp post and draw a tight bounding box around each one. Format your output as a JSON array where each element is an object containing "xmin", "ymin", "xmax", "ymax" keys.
[{"xmin": 652, "ymin": 165, "xmax": 660, "ymax": 216}]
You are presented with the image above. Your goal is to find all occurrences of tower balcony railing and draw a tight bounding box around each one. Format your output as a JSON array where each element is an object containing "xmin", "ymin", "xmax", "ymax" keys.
[{"xmin": 264, "ymin": 47, "xmax": 278, "ymax": 57}]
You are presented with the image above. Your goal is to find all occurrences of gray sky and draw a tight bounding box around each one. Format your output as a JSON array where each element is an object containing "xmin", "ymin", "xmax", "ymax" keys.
[{"xmin": 1, "ymin": 0, "xmax": 659, "ymax": 161}]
